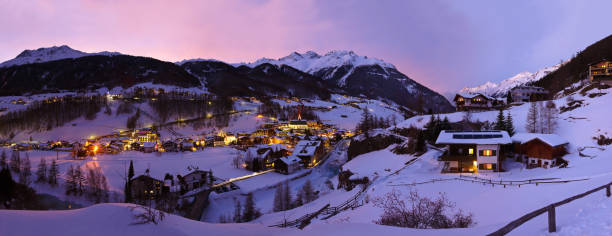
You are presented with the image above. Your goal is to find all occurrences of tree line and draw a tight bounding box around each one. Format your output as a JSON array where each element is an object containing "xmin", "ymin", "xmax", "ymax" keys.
[{"xmin": 0, "ymin": 96, "xmax": 106, "ymax": 138}]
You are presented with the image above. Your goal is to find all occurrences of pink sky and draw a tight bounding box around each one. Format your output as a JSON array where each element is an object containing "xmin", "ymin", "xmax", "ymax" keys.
[{"xmin": 2, "ymin": 0, "xmax": 611, "ymax": 93}]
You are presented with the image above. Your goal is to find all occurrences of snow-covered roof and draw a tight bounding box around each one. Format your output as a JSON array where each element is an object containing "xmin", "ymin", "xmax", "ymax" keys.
[
  {"xmin": 142, "ymin": 142, "xmax": 156, "ymax": 148},
  {"xmin": 293, "ymin": 140, "xmax": 321, "ymax": 157},
  {"xmin": 435, "ymin": 130, "xmax": 511, "ymax": 145},
  {"xmin": 455, "ymin": 92, "xmax": 495, "ymax": 101},
  {"xmin": 511, "ymin": 133, "xmax": 568, "ymax": 147},
  {"xmin": 279, "ymin": 156, "xmax": 301, "ymax": 165}
]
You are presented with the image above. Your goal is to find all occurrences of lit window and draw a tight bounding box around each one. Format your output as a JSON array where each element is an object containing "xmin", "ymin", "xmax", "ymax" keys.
[{"xmin": 468, "ymin": 148, "xmax": 474, "ymax": 155}]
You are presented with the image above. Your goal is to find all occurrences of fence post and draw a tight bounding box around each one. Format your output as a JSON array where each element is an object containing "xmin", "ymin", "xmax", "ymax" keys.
[
  {"xmin": 607, "ymin": 185, "xmax": 611, "ymax": 197},
  {"xmin": 548, "ymin": 205, "xmax": 556, "ymax": 233}
]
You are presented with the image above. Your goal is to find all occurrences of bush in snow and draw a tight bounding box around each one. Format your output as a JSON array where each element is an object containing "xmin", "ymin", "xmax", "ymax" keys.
[
  {"xmin": 373, "ymin": 189, "xmax": 475, "ymax": 229},
  {"xmin": 129, "ymin": 205, "xmax": 165, "ymax": 225}
]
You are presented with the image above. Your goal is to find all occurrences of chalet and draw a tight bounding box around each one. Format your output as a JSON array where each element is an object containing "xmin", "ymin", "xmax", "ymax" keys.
[
  {"xmin": 244, "ymin": 145, "xmax": 290, "ymax": 172},
  {"xmin": 274, "ymin": 155, "xmax": 301, "ymax": 175},
  {"xmin": 182, "ymin": 170, "xmax": 209, "ymax": 191},
  {"xmin": 454, "ymin": 93, "xmax": 504, "ymax": 111},
  {"xmin": 142, "ymin": 142, "xmax": 156, "ymax": 153},
  {"xmin": 588, "ymin": 59, "xmax": 612, "ymax": 85},
  {"xmin": 293, "ymin": 140, "xmax": 324, "ymax": 168},
  {"xmin": 162, "ymin": 141, "xmax": 179, "ymax": 152},
  {"xmin": 510, "ymin": 86, "xmax": 548, "ymax": 103},
  {"xmin": 130, "ymin": 175, "xmax": 162, "ymax": 201},
  {"xmin": 181, "ymin": 141, "xmax": 195, "ymax": 151},
  {"xmin": 436, "ymin": 130, "xmax": 511, "ymax": 173},
  {"xmin": 213, "ymin": 136, "xmax": 225, "ymax": 147},
  {"xmin": 511, "ymin": 133, "xmax": 568, "ymax": 168}
]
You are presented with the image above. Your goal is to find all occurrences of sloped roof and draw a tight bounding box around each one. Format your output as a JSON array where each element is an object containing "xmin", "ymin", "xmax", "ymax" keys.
[
  {"xmin": 511, "ymin": 133, "xmax": 568, "ymax": 147},
  {"xmin": 294, "ymin": 140, "xmax": 321, "ymax": 156},
  {"xmin": 455, "ymin": 92, "xmax": 495, "ymax": 101},
  {"xmin": 279, "ymin": 155, "xmax": 301, "ymax": 165},
  {"xmin": 436, "ymin": 130, "xmax": 511, "ymax": 145}
]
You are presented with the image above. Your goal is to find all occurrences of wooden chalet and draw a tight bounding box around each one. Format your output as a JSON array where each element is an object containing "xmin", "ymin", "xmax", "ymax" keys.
[
  {"xmin": 510, "ymin": 86, "xmax": 548, "ymax": 103},
  {"xmin": 454, "ymin": 93, "xmax": 504, "ymax": 111},
  {"xmin": 182, "ymin": 170, "xmax": 209, "ymax": 191},
  {"xmin": 436, "ymin": 130, "xmax": 512, "ymax": 173},
  {"xmin": 274, "ymin": 155, "xmax": 301, "ymax": 175},
  {"xmin": 588, "ymin": 59, "xmax": 612, "ymax": 85},
  {"xmin": 511, "ymin": 133, "xmax": 568, "ymax": 168},
  {"xmin": 130, "ymin": 175, "xmax": 163, "ymax": 201},
  {"xmin": 292, "ymin": 140, "xmax": 324, "ymax": 168}
]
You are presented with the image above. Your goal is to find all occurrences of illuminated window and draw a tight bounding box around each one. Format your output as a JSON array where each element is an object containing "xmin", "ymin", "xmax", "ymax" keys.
[
  {"xmin": 479, "ymin": 149, "xmax": 496, "ymax": 156},
  {"xmin": 468, "ymin": 148, "xmax": 474, "ymax": 155}
]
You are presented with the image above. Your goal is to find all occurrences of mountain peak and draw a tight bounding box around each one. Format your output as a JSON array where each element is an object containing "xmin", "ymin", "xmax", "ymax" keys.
[
  {"xmin": 459, "ymin": 62, "xmax": 565, "ymax": 97},
  {"xmin": 244, "ymin": 50, "xmax": 395, "ymax": 73},
  {"xmin": 1, "ymin": 45, "xmax": 121, "ymax": 68}
]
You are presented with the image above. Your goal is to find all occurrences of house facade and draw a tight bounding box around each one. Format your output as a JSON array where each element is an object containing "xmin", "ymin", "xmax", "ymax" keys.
[
  {"xmin": 511, "ymin": 133, "xmax": 568, "ymax": 168},
  {"xmin": 182, "ymin": 170, "xmax": 209, "ymax": 191},
  {"xmin": 274, "ymin": 155, "xmax": 301, "ymax": 175},
  {"xmin": 436, "ymin": 130, "xmax": 511, "ymax": 173},
  {"xmin": 510, "ymin": 86, "xmax": 548, "ymax": 103},
  {"xmin": 588, "ymin": 59, "xmax": 612, "ymax": 85},
  {"xmin": 130, "ymin": 175, "xmax": 163, "ymax": 202},
  {"xmin": 293, "ymin": 140, "xmax": 324, "ymax": 168},
  {"xmin": 454, "ymin": 93, "xmax": 504, "ymax": 111}
]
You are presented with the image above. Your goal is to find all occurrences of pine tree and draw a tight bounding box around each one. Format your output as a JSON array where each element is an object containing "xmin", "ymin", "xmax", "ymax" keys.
[
  {"xmin": 505, "ymin": 111, "xmax": 516, "ymax": 136},
  {"xmin": 36, "ymin": 157, "xmax": 47, "ymax": 183},
  {"xmin": 9, "ymin": 151, "xmax": 20, "ymax": 173},
  {"xmin": 441, "ymin": 117, "xmax": 452, "ymax": 131},
  {"xmin": 128, "ymin": 160, "xmax": 134, "ymax": 180},
  {"xmin": 302, "ymin": 179, "xmax": 315, "ymax": 203},
  {"xmin": 415, "ymin": 130, "xmax": 426, "ymax": 153},
  {"xmin": 494, "ymin": 109, "xmax": 506, "ymax": 130},
  {"xmin": 233, "ymin": 198, "xmax": 242, "ymax": 223},
  {"xmin": 423, "ymin": 115, "xmax": 435, "ymax": 143},
  {"xmin": 525, "ymin": 102, "xmax": 539, "ymax": 133},
  {"xmin": 19, "ymin": 153, "xmax": 31, "ymax": 186},
  {"xmin": 273, "ymin": 183, "xmax": 283, "ymax": 212},
  {"xmin": 506, "ymin": 91, "xmax": 513, "ymax": 104},
  {"xmin": 242, "ymin": 193, "xmax": 260, "ymax": 222},
  {"xmin": 0, "ymin": 150, "xmax": 7, "ymax": 170},
  {"xmin": 48, "ymin": 160, "xmax": 58, "ymax": 186},
  {"xmin": 208, "ymin": 169, "xmax": 214, "ymax": 185}
]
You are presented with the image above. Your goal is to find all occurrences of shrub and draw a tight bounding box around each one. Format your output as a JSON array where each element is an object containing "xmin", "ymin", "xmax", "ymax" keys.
[{"xmin": 373, "ymin": 190, "xmax": 475, "ymax": 229}]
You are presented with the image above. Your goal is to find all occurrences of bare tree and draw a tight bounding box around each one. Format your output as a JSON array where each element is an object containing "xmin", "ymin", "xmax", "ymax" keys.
[
  {"xmin": 302, "ymin": 180, "xmax": 316, "ymax": 203},
  {"xmin": 9, "ymin": 150, "xmax": 20, "ymax": 173},
  {"xmin": 540, "ymin": 101, "xmax": 559, "ymax": 134},
  {"xmin": 232, "ymin": 152, "xmax": 243, "ymax": 169},
  {"xmin": 273, "ymin": 183, "xmax": 283, "ymax": 212},
  {"xmin": 36, "ymin": 157, "xmax": 47, "ymax": 183},
  {"xmin": 373, "ymin": 189, "xmax": 474, "ymax": 229},
  {"xmin": 19, "ymin": 153, "xmax": 31, "ymax": 186},
  {"xmin": 48, "ymin": 160, "xmax": 59, "ymax": 186},
  {"xmin": 525, "ymin": 102, "xmax": 539, "ymax": 133},
  {"xmin": 242, "ymin": 193, "xmax": 261, "ymax": 222}
]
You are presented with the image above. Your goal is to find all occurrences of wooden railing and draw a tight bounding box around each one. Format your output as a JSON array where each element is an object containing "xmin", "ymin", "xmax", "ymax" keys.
[
  {"xmin": 389, "ymin": 175, "xmax": 589, "ymax": 188},
  {"xmin": 270, "ymin": 184, "xmax": 368, "ymax": 228},
  {"xmin": 487, "ymin": 181, "xmax": 612, "ymax": 235}
]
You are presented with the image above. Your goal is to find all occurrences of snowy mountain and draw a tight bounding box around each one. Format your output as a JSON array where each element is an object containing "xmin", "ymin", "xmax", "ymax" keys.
[
  {"xmin": 0, "ymin": 45, "xmax": 121, "ymax": 68},
  {"xmin": 235, "ymin": 50, "xmax": 454, "ymax": 113},
  {"xmin": 459, "ymin": 63, "xmax": 563, "ymax": 97}
]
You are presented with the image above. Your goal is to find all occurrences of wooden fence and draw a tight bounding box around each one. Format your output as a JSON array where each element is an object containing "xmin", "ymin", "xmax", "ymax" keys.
[
  {"xmin": 389, "ymin": 175, "xmax": 589, "ymax": 188},
  {"xmin": 269, "ymin": 184, "xmax": 368, "ymax": 228},
  {"xmin": 487, "ymin": 181, "xmax": 612, "ymax": 235}
]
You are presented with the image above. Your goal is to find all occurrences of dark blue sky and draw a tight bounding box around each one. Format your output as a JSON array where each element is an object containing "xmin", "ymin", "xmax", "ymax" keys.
[{"xmin": 1, "ymin": 0, "xmax": 610, "ymax": 93}]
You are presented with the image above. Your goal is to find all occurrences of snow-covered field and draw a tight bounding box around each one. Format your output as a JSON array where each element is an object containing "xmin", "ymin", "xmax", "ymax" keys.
[{"xmin": 3, "ymin": 84, "xmax": 612, "ymax": 235}]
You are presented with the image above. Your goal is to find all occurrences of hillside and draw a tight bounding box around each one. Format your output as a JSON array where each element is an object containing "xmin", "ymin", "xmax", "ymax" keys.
[
  {"xmin": 534, "ymin": 34, "xmax": 612, "ymax": 94},
  {"xmin": 240, "ymin": 51, "xmax": 455, "ymax": 113},
  {"xmin": 0, "ymin": 45, "xmax": 121, "ymax": 68},
  {"xmin": 460, "ymin": 63, "xmax": 562, "ymax": 97},
  {"xmin": 0, "ymin": 55, "xmax": 201, "ymax": 96}
]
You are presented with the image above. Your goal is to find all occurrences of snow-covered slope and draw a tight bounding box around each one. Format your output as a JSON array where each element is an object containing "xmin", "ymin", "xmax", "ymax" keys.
[
  {"xmin": 459, "ymin": 63, "xmax": 563, "ymax": 97},
  {"xmin": 0, "ymin": 45, "xmax": 121, "ymax": 68},
  {"xmin": 243, "ymin": 51, "xmax": 396, "ymax": 76}
]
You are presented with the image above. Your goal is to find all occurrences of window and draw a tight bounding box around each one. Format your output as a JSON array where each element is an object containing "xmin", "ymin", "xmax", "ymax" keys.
[
  {"xmin": 479, "ymin": 149, "xmax": 496, "ymax": 156},
  {"xmin": 468, "ymin": 148, "xmax": 474, "ymax": 155}
]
